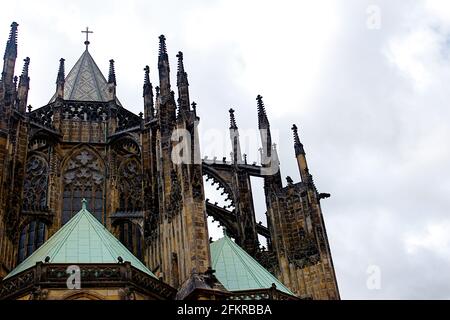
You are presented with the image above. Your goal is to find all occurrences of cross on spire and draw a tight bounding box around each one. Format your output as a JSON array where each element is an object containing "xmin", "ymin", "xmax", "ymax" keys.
[{"xmin": 81, "ymin": 27, "xmax": 93, "ymax": 50}]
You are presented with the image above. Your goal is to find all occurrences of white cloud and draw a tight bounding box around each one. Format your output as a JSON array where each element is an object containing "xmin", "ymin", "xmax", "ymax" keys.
[{"xmin": 405, "ymin": 222, "xmax": 450, "ymax": 259}]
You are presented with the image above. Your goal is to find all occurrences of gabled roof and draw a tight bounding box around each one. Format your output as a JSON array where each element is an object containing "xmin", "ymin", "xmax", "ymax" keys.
[
  {"xmin": 210, "ymin": 236, "xmax": 294, "ymax": 295},
  {"xmin": 5, "ymin": 200, "xmax": 153, "ymax": 279},
  {"xmin": 49, "ymin": 49, "xmax": 121, "ymax": 106}
]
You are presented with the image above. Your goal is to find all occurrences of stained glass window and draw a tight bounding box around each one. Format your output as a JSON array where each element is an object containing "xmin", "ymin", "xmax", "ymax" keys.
[
  {"xmin": 62, "ymin": 150, "xmax": 104, "ymax": 224},
  {"xmin": 118, "ymin": 221, "xmax": 143, "ymax": 260},
  {"xmin": 17, "ymin": 221, "xmax": 46, "ymax": 263}
]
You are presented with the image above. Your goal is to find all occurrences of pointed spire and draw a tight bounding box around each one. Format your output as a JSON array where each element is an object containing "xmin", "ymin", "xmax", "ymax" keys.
[
  {"xmin": 229, "ymin": 108, "xmax": 238, "ymax": 130},
  {"xmin": 176, "ymin": 51, "xmax": 190, "ymax": 114},
  {"xmin": 108, "ymin": 59, "xmax": 116, "ymax": 85},
  {"xmin": 18, "ymin": 57, "xmax": 30, "ymax": 87},
  {"xmin": 2, "ymin": 22, "xmax": 19, "ymax": 89},
  {"xmin": 57, "ymin": 58, "xmax": 65, "ymax": 83},
  {"xmin": 17, "ymin": 57, "xmax": 30, "ymax": 113},
  {"xmin": 143, "ymin": 65, "xmax": 154, "ymax": 120},
  {"xmin": 107, "ymin": 59, "xmax": 117, "ymax": 101},
  {"xmin": 56, "ymin": 58, "xmax": 65, "ymax": 99},
  {"xmin": 176, "ymin": 51, "xmax": 188, "ymax": 86},
  {"xmin": 4, "ymin": 22, "xmax": 18, "ymax": 60},
  {"xmin": 158, "ymin": 35, "xmax": 171, "ymax": 97},
  {"xmin": 256, "ymin": 95, "xmax": 269, "ymax": 129},
  {"xmin": 257, "ymin": 95, "xmax": 271, "ymax": 157},
  {"xmin": 229, "ymin": 108, "xmax": 242, "ymax": 164},
  {"xmin": 292, "ymin": 124, "xmax": 309, "ymax": 183},
  {"xmin": 292, "ymin": 124, "xmax": 305, "ymax": 155},
  {"xmin": 143, "ymin": 65, "xmax": 152, "ymax": 94}
]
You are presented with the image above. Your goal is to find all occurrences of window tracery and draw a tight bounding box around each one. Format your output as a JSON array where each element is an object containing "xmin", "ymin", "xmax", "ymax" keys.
[
  {"xmin": 23, "ymin": 156, "xmax": 48, "ymax": 210},
  {"xmin": 118, "ymin": 221, "xmax": 143, "ymax": 261},
  {"xmin": 17, "ymin": 221, "xmax": 46, "ymax": 263},
  {"xmin": 118, "ymin": 158, "xmax": 143, "ymax": 212},
  {"xmin": 62, "ymin": 149, "xmax": 104, "ymax": 224}
]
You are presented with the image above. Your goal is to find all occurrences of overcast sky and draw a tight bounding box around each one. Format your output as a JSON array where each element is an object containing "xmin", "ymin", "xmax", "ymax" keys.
[{"xmin": 2, "ymin": 0, "xmax": 450, "ymax": 299}]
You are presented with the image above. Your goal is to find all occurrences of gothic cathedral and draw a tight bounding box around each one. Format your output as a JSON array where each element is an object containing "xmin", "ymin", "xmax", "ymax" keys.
[{"xmin": 0, "ymin": 22, "xmax": 339, "ymax": 300}]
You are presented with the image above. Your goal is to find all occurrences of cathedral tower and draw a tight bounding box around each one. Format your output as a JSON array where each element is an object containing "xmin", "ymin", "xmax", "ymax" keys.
[{"xmin": 0, "ymin": 21, "xmax": 339, "ymax": 300}]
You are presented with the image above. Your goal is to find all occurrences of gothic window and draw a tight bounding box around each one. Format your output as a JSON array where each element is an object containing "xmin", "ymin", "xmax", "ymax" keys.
[
  {"xmin": 118, "ymin": 158, "xmax": 143, "ymax": 212},
  {"xmin": 118, "ymin": 221, "xmax": 143, "ymax": 260},
  {"xmin": 23, "ymin": 156, "xmax": 48, "ymax": 209},
  {"xmin": 17, "ymin": 221, "xmax": 46, "ymax": 263},
  {"xmin": 62, "ymin": 150, "xmax": 105, "ymax": 225}
]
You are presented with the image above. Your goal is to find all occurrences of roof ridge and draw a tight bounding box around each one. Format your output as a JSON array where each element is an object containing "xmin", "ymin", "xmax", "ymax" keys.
[
  {"xmin": 85, "ymin": 50, "xmax": 104, "ymax": 101},
  {"xmin": 211, "ymin": 236, "xmax": 293, "ymax": 295},
  {"xmin": 82, "ymin": 207, "xmax": 154, "ymax": 276},
  {"xmin": 68, "ymin": 50, "xmax": 88, "ymax": 100},
  {"xmin": 82, "ymin": 207, "xmax": 122, "ymax": 262},
  {"xmin": 5, "ymin": 204, "xmax": 154, "ymax": 279},
  {"xmin": 211, "ymin": 237, "xmax": 227, "ymax": 267}
]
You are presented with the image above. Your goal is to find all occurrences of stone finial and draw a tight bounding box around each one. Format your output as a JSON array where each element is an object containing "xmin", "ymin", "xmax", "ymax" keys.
[
  {"xmin": 144, "ymin": 65, "xmax": 150, "ymax": 85},
  {"xmin": 19, "ymin": 57, "xmax": 30, "ymax": 87},
  {"xmin": 158, "ymin": 35, "xmax": 167, "ymax": 56},
  {"xmin": 176, "ymin": 51, "xmax": 189, "ymax": 86},
  {"xmin": 57, "ymin": 58, "xmax": 65, "ymax": 84},
  {"xmin": 229, "ymin": 108, "xmax": 238, "ymax": 130},
  {"xmin": 292, "ymin": 124, "xmax": 305, "ymax": 155},
  {"xmin": 143, "ymin": 65, "xmax": 153, "ymax": 97},
  {"xmin": 256, "ymin": 95, "xmax": 269, "ymax": 129},
  {"xmin": 108, "ymin": 59, "xmax": 116, "ymax": 85},
  {"xmin": 176, "ymin": 51, "xmax": 184, "ymax": 73},
  {"xmin": 81, "ymin": 198, "xmax": 88, "ymax": 210}
]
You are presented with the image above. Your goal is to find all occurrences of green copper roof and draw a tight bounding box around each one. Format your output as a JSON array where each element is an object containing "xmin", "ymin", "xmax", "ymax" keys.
[
  {"xmin": 210, "ymin": 236, "xmax": 293, "ymax": 295},
  {"xmin": 49, "ymin": 49, "xmax": 122, "ymax": 105},
  {"xmin": 5, "ymin": 200, "xmax": 154, "ymax": 279}
]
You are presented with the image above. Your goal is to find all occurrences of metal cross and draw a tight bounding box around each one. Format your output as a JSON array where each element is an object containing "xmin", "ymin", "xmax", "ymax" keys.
[{"xmin": 81, "ymin": 27, "xmax": 93, "ymax": 50}]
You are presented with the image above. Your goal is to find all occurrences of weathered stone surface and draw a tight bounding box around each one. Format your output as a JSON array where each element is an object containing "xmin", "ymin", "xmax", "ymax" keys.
[{"xmin": 0, "ymin": 22, "xmax": 339, "ymax": 300}]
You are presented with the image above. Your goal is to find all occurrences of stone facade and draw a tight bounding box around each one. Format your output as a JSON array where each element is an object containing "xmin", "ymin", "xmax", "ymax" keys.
[{"xmin": 0, "ymin": 22, "xmax": 339, "ymax": 300}]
